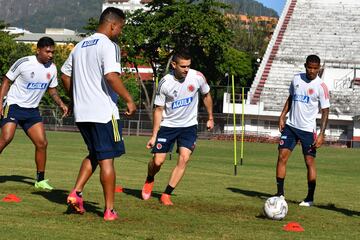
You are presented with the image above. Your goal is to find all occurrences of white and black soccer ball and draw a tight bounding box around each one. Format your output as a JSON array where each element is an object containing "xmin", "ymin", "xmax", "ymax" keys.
[{"xmin": 264, "ymin": 196, "xmax": 288, "ymax": 220}]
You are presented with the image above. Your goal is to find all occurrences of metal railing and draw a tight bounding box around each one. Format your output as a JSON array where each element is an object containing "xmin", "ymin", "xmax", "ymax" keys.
[{"xmin": 38, "ymin": 102, "xmax": 358, "ymax": 148}]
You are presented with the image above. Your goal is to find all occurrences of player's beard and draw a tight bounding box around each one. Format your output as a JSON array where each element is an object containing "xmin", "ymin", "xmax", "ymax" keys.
[
  {"xmin": 110, "ymin": 36, "xmax": 119, "ymax": 42},
  {"xmin": 175, "ymin": 72, "xmax": 187, "ymax": 81}
]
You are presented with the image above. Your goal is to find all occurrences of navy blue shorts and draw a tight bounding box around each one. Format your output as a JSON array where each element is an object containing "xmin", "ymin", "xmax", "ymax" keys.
[
  {"xmin": 76, "ymin": 119, "xmax": 125, "ymax": 161},
  {"xmin": 152, "ymin": 125, "xmax": 197, "ymax": 153},
  {"xmin": 278, "ymin": 124, "xmax": 317, "ymax": 157},
  {"xmin": 0, "ymin": 104, "xmax": 42, "ymax": 132}
]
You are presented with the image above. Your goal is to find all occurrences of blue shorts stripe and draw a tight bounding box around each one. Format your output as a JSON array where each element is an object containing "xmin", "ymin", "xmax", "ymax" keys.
[
  {"xmin": 111, "ymin": 116, "xmax": 120, "ymax": 142},
  {"xmin": 76, "ymin": 120, "xmax": 125, "ymax": 161},
  {"xmin": 3, "ymin": 104, "xmax": 9, "ymax": 118}
]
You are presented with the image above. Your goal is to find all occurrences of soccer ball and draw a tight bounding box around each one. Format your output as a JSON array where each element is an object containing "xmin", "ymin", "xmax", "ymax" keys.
[{"xmin": 264, "ymin": 196, "xmax": 288, "ymax": 220}]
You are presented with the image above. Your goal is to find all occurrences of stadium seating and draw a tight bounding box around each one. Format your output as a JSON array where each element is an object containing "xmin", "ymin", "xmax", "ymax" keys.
[{"xmin": 248, "ymin": 0, "xmax": 360, "ymax": 116}]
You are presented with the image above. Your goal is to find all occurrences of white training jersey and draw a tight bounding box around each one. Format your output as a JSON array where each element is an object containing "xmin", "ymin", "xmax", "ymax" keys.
[
  {"xmin": 61, "ymin": 33, "xmax": 121, "ymax": 123},
  {"xmin": 5, "ymin": 55, "xmax": 58, "ymax": 108},
  {"xmin": 286, "ymin": 73, "xmax": 330, "ymax": 132},
  {"xmin": 155, "ymin": 69, "xmax": 210, "ymax": 127}
]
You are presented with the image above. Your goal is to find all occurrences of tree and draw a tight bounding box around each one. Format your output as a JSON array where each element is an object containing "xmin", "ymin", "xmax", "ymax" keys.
[
  {"xmin": 220, "ymin": 47, "xmax": 253, "ymax": 87},
  {"xmin": 121, "ymin": 0, "xmax": 235, "ymax": 119},
  {"xmin": 228, "ymin": 15, "xmax": 275, "ymax": 59},
  {"xmin": 124, "ymin": 0, "xmax": 232, "ymax": 79},
  {"xmin": 0, "ymin": 20, "xmax": 9, "ymax": 29},
  {"xmin": 83, "ymin": 1, "xmax": 255, "ymax": 117},
  {"xmin": 0, "ymin": 31, "xmax": 32, "ymax": 78},
  {"xmin": 83, "ymin": 17, "xmax": 98, "ymax": 35}
]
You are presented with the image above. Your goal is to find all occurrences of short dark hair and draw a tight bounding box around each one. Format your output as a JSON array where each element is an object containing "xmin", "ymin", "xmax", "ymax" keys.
[
  {"xmin": 306, "ymin": 55, "xmax": 321, "ymax": 64},
  {"xmin": 172, "ymin": 49, "xmax": 191, "ymax": 63},
  {"xmin": 37, "ymin": 37, "xmax": 55, "ymax": 48},
  {"xmin": 99, "ymin": 7, "xmax": 126, "ymax": 24}
]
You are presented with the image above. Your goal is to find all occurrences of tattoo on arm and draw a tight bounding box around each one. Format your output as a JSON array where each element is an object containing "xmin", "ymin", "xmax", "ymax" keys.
[
  {"xmin": 50, "ymin": 93, "xmax": 59, "ymax": 98},
  {"xmin": 319, "ymin": 108, "xmax": 329, "ymax": 135},
  {"xmin": 50, "ymin": 92, "xmax": 63, "ymax": 106}
]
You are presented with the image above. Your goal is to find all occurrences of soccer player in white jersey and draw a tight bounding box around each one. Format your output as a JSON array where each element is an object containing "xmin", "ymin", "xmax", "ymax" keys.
[
  {"xmin": 61, "ymin": 7, "xmax": 136, "ymax": 221},
  {"xmin": 275, "ymin": 55, "xmax": 330, "ymax": 207},
  {"xmin": 0, "ymin": 37, "xmax": 68, "ymax": 190},
  {"xmin": 141, "ymin": 50, "xmax": 214, "ymax": 205}
]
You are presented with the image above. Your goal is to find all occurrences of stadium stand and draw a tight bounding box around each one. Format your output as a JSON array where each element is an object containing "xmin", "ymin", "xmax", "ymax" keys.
[
  {"xmin": 218, "ymin": 0, "xmax": 360, "ymax": 146},
  {"xmin": 248, "ymin": 0, "xmax": 360, "ymax": 117}
]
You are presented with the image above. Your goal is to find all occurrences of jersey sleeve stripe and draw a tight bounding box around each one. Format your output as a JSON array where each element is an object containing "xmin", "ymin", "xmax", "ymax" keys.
[
  {"xmin": 156, "ymin": 78, "xmax": 166, "ymax": 95},
  {"xmin": 112, "ymin": 42, "xmax": 120, "ymax": 63},
  {"xmin": 196, "ymin": 71, "xmax": 207, "ymax": 82},
  {"xmin": 320, "ymin": 82, "xmax": 329, "ymax": 99},
  {"xmin": 11, "ymin": 57, "xmax": 29, "ymax": 72}
]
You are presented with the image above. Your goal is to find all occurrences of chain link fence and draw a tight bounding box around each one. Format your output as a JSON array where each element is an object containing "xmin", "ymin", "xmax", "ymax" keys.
[{"xmin": 39, "ymin": 100, "xmax": 358, "ymax": 148}]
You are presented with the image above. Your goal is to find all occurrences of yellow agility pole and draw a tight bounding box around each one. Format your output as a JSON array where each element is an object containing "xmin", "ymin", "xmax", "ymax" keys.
[
  {"xmin": 232, "ymin": 75, "xmax": 237, "ymax": 176},
  {"xmin": 241, "ymin": 87, "xmax": 245, "ymax": 165},
  {"xmin": 155, "ymin": 76, "xmax": 159, "ymax": 89}
]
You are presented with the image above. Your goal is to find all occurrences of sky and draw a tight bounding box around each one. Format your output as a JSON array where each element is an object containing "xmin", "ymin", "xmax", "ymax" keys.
[{"xmin": 255, "ymin": 0, "xmax": 286, "ymax": 15}]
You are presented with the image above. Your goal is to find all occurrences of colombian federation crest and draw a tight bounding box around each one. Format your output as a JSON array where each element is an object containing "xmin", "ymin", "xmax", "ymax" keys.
[
  {"xmin": 188, "ymin": 84, "xmax": 195, "ymax": 92},
  {"xmin": 308, "ymin": 88, "xmax": 314, "ymax": 95}
]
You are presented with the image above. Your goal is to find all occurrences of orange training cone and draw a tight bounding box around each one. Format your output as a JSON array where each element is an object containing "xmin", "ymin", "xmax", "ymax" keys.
[
  {"xmin": 115, "ymin": 185, "xmax": 123, "ymax": 193},
  {"xmin": 2, "ymin": 194, "xmax": 22, "ymax": 203},
  {"xmin": 283, "ymin": 222, "xmax": 304, "ymax": 232}
]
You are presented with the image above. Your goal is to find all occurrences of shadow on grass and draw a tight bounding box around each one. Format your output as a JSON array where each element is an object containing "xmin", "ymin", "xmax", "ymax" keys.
[
  {"xmin": 228, "ymin": 187, "xmax": 360, "ymax": 217},
  {"xmin": 122, "ymin": 187, "xmax": 162, "ymax": 200},
  {"xmin": 226, "ymin": 187, "xmax": 299, "ymax": 204},
  {"xmin": 32, "ymin": 189, "xmax": 103, "ymax": 217},
  {"xmin": 316, "ymin": 203, "xmax": 360, "ymax": 217},
  {"xmin": 0, "ymin": 174, "xmax": 34, "ymax": 186},
  {"xmin": 227, "ymin": 187, "xmax": 272, "ymax": 200}
]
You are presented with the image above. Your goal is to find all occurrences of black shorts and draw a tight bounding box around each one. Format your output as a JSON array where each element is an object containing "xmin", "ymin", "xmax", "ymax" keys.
[
  {"xmin": 0, "ymin": 104, "xmax": 42, "ymax": 132},
  {"xmin": 278, "ymin": 124, "xmax": 317, "ymax": 157},
  {"xmin": 152, "ymin": 125, "xmax": 197, "ymax": 153},
  {"xmin": 76, "ymin": 119, "xmax": 125, "ymax": 161}
]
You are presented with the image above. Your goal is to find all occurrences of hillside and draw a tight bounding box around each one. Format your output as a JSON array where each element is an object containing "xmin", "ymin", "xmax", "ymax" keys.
[
  {"xmin": 0, "ymin": 0, "xmax": 278, "ymax": 33},
  {"xmin": 225, "ymin": 0, "xmax": 279, "ymax": 17},
  {"xmin": 0, "ymin": 0, "xmax": 103, "ymax": 32}
]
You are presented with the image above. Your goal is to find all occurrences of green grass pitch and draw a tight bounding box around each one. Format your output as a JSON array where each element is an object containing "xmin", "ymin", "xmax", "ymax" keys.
[{"xmin": 0, "ymin": 131, "xmax": 359, "ymax": 239}]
